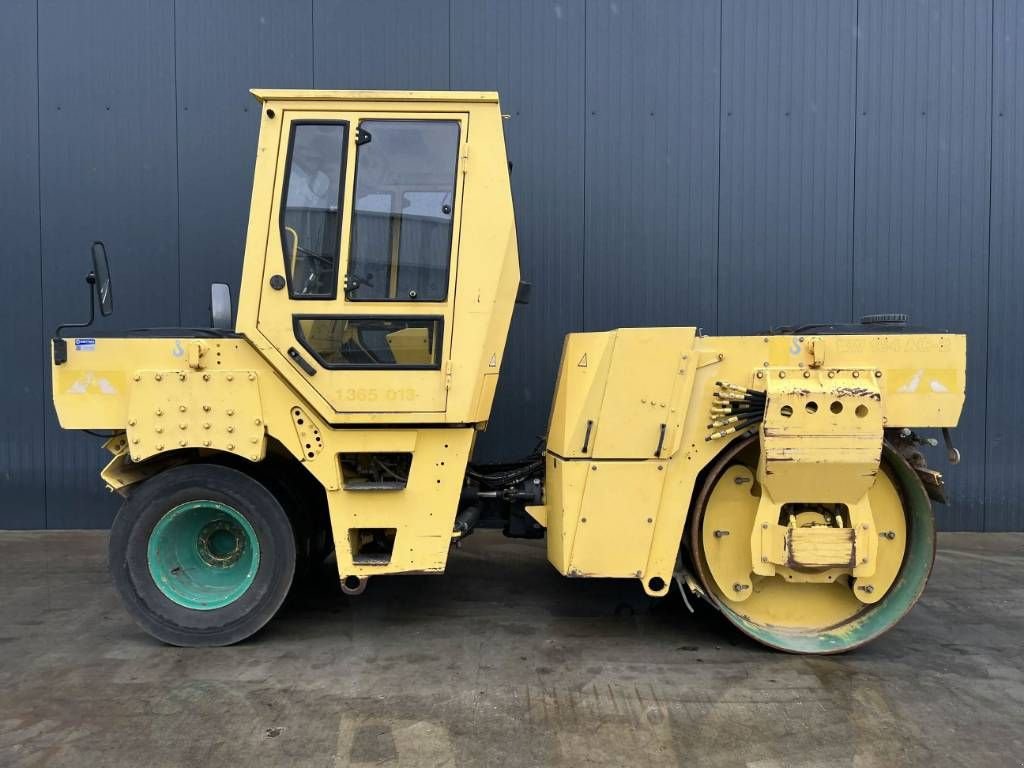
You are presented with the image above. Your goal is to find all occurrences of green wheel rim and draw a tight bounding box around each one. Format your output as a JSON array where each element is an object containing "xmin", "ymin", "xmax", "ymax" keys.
[{"xmin": 147, "ymin": 500, "xmax": 261, "ymax": 610}]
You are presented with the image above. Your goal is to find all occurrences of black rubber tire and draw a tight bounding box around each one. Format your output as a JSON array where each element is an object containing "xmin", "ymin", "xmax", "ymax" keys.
[
  {"xmin": 200, "ymin": 451, "xmax": 333, "ymax": 584},
  {"xmin": 109, "ymin": 463, "xmax": 296, "ymax": 647}
]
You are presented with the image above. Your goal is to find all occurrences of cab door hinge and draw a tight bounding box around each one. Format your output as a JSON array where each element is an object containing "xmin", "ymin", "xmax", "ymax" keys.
[
  {"xmin": 809, "ymin": 338, "xmax": 825, "ymax": 369},
  {"xmin": 445, "ymin": 361, "xmax": 453, "ymax": 390},
  {"xmin": 460, "ymin": 142, "xmax": 470, "ymax": 173},
  {"xmin": 187, "ymin": 341, "xmax": 206, "ymax": 370}
]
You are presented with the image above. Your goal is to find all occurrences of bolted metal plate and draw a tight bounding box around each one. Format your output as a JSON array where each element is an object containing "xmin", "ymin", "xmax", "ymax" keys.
[
  {"xmin": 126, "ymin": 370, "xmax": 265, "ymax": 462},
  {"xmin": 290, "ymin": 406, "xmax": 324, "ymax": 461}
]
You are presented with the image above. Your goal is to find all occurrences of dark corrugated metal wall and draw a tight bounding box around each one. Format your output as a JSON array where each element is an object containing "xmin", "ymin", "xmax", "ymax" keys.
[
  {"xmin": 1, "ymin": 0, "xmax": 1019, "ymax": 530},
  {"xmin": 853, "ymin": 0, "xmax": 993, "ymax": 530},
  {"xmin": 989, "ymin": 0, "xmax": 1024, "ymax": 530}
]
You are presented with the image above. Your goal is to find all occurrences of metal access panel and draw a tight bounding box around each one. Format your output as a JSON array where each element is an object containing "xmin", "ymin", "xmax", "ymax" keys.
[{"xmin": 566, "ymin": 462, "xmax": 667, "ymax": 578}]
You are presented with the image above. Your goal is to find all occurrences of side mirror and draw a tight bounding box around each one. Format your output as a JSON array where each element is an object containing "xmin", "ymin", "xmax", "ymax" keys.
[
  {"xmin": 53, "ymin": 240, "xmax": 114, "ymax": 363},
  {"xmin": 210, "ymin": 283, "xmax": 232, "ymax": 330},
  {"xmin": 91, "ymin": 241, "xmax": 113, "ymax": 317}
]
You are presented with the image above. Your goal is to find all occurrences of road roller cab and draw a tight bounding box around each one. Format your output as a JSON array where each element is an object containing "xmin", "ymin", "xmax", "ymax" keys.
[{"xmin": 50, "ymin": 90, "xmax": 967, "ymax": 653}]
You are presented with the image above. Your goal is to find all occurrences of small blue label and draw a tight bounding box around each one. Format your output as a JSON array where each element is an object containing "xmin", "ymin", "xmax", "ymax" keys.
[{"xmin": 75, "ymin": 338, "xmax": 96, "ymax": 352}]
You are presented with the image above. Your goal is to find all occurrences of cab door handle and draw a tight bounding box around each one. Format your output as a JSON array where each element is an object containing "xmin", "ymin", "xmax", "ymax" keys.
[{"xmin": 287, "ymin": 347, "xmax": 317, "ymax": 376}]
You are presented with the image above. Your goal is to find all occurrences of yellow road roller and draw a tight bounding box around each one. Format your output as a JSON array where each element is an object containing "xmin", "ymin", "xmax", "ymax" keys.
[{"xmin": 50, "ymin": 90, "xmax": 966, "ymax": 652}]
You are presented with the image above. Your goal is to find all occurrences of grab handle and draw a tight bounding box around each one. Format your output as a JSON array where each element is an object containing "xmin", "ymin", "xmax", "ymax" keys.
[
  {"xmin": 581, "ymin": 419, "xmax": 594, "ymax": 453},
  {"xmin": 287, "ymin": 347, "xmax": 317, "ymax": 376}
]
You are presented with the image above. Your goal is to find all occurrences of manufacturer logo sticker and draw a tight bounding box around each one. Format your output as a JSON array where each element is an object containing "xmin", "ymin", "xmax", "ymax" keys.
[{"xmin": 66, "ymin": 372, "xmax": 118, "ymax": 395}]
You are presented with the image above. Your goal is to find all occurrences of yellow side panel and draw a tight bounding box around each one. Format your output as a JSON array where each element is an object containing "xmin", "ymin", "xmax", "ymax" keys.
[
  {"xmin": 565, "ymin": 461, "xmax": 666, "ymax": 578},
  {"xmin": 544, "ymin": 329, "xmax": 697, "ymax": 460},
  {"xmin": 758, "ymin": 371, "xmax": 884, "ymax": 503},
  {"xmin": 327, "ymin": 428, "xmax": 474, "ymax": 577},
  {"xmin": 590, "ymin": 328, "xmax": 695, "ymax": 459},
  {"xmin": 762, "ymin": 334, "xmax": 966, "ymax": 427},
  {"xmin": 51, "ymin": 340, "xmax": 134, "ymax": 428},
  {"xmin": 545, "ymin": 334, "xmax": 615, "ymax": 458},
  {"xmin": 543, "ymin": 456, "xmax": 589, "ymax": 574},
  {"xmin": 472, "ymin": 373, "xmax": 499, "ymax": 422},
  {"xmin": 881, "ymin": 335, "xmax": 967, "ymax": 426},
  {"xmin": 331, "ymin": 429, "xmax": 418, "ymax": 454}
]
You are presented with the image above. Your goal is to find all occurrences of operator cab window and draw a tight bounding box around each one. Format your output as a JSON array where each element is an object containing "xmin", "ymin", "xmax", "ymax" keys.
[
  {"xmin": 280, "ymin": 122, "xmax": 348, "ymax": 298},
  {"xmin": 346, "ymin": 120, "xmax": 460, "ymax": 302},
  {"xmin": 294, "ymin": 316, "xmax": 442, "ymax": 369}
]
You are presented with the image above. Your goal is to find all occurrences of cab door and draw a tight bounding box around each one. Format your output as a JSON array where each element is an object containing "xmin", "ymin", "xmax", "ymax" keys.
[{"xmin": 256, "ymin": 110, "xmax": 468, "ymax": 415}]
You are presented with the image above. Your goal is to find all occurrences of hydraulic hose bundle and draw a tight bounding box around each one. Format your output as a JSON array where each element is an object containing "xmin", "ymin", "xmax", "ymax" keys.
[{"xmin": 706, "ymin": 381, "xmax": 766, "ymax": 441}]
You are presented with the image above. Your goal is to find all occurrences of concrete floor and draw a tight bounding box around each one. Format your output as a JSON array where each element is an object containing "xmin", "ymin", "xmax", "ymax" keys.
[{"xmin": 0, "ymin": 531, "xmax": 1021, "ymax": 768}]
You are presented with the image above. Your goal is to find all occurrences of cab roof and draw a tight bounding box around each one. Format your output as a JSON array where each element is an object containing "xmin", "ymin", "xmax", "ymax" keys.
[{"xmin": 250, "ymin": 89, "xmax": 499, "ymax": 104}]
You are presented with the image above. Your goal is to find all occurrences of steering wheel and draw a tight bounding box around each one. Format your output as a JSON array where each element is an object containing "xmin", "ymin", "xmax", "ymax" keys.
[
  {"xmin": 296, "ymin": 244, "xmax": 333, "ymax": 266},
  {"xmin": 293, "ymin": 245, "xmax": 337, "ymax": 295}
]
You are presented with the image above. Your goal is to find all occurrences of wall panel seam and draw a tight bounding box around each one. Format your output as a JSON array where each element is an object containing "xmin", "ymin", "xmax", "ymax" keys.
[
  {"xmin": 172, "ymin": 0, "xmax": 182, "ymax": 327},
  {"xmin": 35, "ymin": 0, "xmax": 48, "ymax": 528},
  {"xmin": 714, "ymin": 0, "xmax": 724, "ymax": 333},
  {"xmin": 582, "ymin": 0, "xmax": 587, "ymax": 329},
  {"xmin": 983, "ymin": 0, "xmax": 996, "ymax": 530},
  {"xmin": 850, "ymin": 0, "xmax": 860, "ymax": 322}
]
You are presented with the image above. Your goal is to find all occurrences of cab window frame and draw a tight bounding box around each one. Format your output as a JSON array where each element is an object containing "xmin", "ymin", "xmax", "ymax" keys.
[
  {"xmin": 292, "ymin": 314, "xmax": 445, "ymax": 371},
  {"xmin": 345, "ymin": 118, "xmax": 461, "ymax": 304},
  {"xmin": 279, "ymin": 119, "xmax": 350, "ymax": 301}
]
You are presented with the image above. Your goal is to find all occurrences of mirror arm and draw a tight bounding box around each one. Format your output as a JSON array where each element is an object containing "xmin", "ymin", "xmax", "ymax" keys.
[{"xmin": 54, "ymin": 272, "xmax": 97, "ymax": 340}]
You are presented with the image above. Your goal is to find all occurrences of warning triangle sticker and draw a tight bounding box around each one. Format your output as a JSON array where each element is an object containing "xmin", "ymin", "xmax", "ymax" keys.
[
  {"xmin": 578, "ymin": 353, "xmax": 588, "ymax": 368},
  {"xmin": 488, "ymin": 353, "xmax": 497, "ymax": 367}
]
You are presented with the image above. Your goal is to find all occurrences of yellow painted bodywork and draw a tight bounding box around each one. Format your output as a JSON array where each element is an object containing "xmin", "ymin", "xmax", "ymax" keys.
[
  {"xmin": 50, "ymin": 89, "xmax": 967, "ymax": 601},
  {"xmin": 237, "ymin": 90, "xmax": 518, "ymax": 424},
  {"xmin": 530, "ymin": 329, "xmax": 965, "ymax": 596},
  {"xmin": 52, "ymin": 90, "xmax": 518, "ymax": 581}
]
